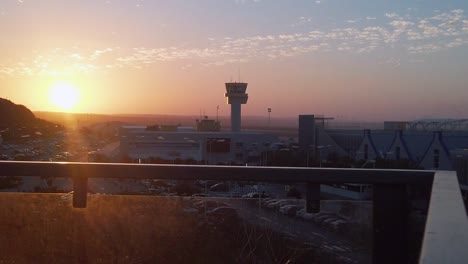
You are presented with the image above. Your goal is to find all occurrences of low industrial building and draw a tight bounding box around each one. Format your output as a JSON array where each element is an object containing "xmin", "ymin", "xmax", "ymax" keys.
[
  {"xmin": 119, "ymin": 127, "xmax": 276, "ymax": 164},
  {"xmin": 119, "ymin": 82, "xmax": 278, "ymax": 165},
  {"xmin": 299, "ymin": 115, "xmax": 468, "ymax": 198}
]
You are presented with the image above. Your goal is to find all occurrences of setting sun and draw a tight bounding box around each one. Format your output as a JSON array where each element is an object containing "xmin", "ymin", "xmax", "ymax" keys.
[{"xmin": 48, "ymin": 82, "xmax": 80, "ymax": 112}]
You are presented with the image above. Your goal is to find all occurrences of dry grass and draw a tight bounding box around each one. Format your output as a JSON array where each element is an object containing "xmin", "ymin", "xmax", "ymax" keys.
[
  {"xmin": 0, "ymin": 193, "xmax": 345, "ymax": 264},
  {"xmin": 0, "ymin": 193, "xmax": 241, "ymax": 264}
]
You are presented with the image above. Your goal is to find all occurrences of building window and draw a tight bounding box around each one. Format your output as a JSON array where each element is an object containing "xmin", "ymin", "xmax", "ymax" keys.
[
  {"xmin": 206, "ymin": 138, "xmax": 231, "ymax": 153},
  {"xmin": 433, "ymin": 149, "xmax": 440, "ymax": 169},
  {"xmin": 395, "ymin": 146, "xmax": 401, "ymax": 160},
  {"xmin": 235, "ymin": 153, "xmax": 244, "ymax": 159},
  {"xmin": 364, "ymin": 144, "xmax": 369, "ymax": 160},
  {"xmin": 236, "ymin": 142, "xmax": 243, "ymax": 148}
]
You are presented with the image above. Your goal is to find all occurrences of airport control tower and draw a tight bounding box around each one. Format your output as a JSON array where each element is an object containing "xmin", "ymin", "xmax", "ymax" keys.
[{"xmin": 225, "ymin": 82, "xmax": 248, "ymax": 132}]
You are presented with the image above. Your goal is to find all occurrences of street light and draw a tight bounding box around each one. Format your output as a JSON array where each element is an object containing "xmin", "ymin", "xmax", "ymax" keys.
[
  {"xmin": 267, "ymin": 108, "xmax": 272, "ymax": 126},
  {"xmin": 317, "ymin": 145, "xmax": 333, "ymax": 168},
  {"xmin": 206, "ymin": 139, "xmax": 213, "ymax": 165},
  {"xmin": 306, "ymin": 145, "xmax": 315, "ymax": 167},
  {"xmin": 361, "ymin": 159, "xmax": 376, "ymax": 168}
]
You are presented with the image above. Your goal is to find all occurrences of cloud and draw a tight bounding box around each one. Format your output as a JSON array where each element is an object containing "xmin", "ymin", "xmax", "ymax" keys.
[
  {"xmin": 408, "ymin": 44, "xmax": 441, "ymax": 54},
  {"xmin": 385, "ymin": 12, "xmax": 402, "ymax": 19},
  {"xmin": 1, "ymin": 9, "xmax": 467, "ymax": 76},
  {"xmin": 445, "ymin": 38, "xmax": 468, "ymax": 48},
  {"xmin": 235, "ymin": 0, "xmax": 262, "ymax": 3},
  {"xmin": 0, "ymin": 47, "xmax": 119, "ymax": 77},
  {"xmin": 291, "ymin": 16, "xmax": 313, "ymax": 27},
  {"xmin": 116, "ymin": 9, "xmax": 467, "ymax": 63}
]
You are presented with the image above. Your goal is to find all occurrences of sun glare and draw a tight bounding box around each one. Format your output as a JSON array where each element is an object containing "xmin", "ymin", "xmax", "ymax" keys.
[{"xmin": 48, "ymin": 82, "xmax": 80, "ymax": 112}]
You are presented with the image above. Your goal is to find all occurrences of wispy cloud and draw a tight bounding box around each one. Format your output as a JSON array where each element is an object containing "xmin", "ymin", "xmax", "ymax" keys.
[
  {"xmin": 235, "ymin": 0, "xmax": 262, "ymax": 3},
  {"xmin": 1, "ymin": 9, "xmax": 467, "ymax": 76},
  {"xmin": 385, "ymin": 12, "xmax": 402, "ymax": 19},
  {"xmin": 408, "ymin": 44, "xmax": 441, "ymax": 54}
]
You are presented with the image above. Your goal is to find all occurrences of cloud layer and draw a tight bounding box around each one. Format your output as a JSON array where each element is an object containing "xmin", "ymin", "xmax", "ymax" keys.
[{"xmin": 1, "ymin": 9, "xmax": 467, "ymax": 76}]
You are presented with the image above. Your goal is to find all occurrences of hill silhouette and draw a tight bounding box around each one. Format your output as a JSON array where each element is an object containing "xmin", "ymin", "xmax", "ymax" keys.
[
  {"xmin": 0, "ymin": 98, "xmax": 62, "ymax": 141},
  {"xmin": 0, "ymin": 98, "xmax": 37, "ymax": 126}
]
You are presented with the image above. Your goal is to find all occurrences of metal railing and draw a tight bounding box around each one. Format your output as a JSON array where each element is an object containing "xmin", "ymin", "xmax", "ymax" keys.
[{"xmin": 0, "ymin": 161, "xmax": 467, "ymax": 264}]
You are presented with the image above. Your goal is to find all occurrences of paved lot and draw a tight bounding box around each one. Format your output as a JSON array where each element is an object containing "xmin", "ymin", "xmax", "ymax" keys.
[{"xmin": 214, "ymin": 198, "xmax": 371, "ymax": 264}]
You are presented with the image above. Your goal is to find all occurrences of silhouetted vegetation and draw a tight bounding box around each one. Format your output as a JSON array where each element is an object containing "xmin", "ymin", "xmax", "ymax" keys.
[
  {"xmin": 0, "ymin": 194, "xmax": 350, "ymax": 264},
  {"xmin": 0, "ymin": 98, "xmax": 63, "ymax": 142}
]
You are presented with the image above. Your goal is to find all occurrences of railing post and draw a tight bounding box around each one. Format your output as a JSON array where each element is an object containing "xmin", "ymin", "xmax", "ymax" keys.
[
  {"xmin": 73, "ymin": 176, "xmax": 88, "ymax": 208},
  {"xmin": 373, "ymin": 184, "xmax": 408, "ymax": 264},
  {"xmin": 306, "ymin": 183, "xmax": 320, "ymax": 213}
]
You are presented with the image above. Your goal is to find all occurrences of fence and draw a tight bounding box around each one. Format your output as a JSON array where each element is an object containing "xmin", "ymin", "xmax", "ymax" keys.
[{"xmin": 0, "ymin": 161, "xmax": 466, "ymax": 263}]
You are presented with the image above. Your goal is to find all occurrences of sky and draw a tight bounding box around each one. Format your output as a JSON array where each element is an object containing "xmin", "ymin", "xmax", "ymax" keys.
[{"xmin": 0, "ymin": 0, "xmax": 467, "ymax": 121}]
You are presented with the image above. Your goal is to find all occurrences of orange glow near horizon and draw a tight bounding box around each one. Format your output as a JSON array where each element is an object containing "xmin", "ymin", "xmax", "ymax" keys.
[
  {"xmin": 1, "ymin": 2, "xmax": 467, "ymax": 121},
  {"xmin": 48, "ymin": 82, "xmax": 80, "ymax": 112}
]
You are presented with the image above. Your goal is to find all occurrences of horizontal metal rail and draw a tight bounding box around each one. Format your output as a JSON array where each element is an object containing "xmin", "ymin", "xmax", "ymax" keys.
[{"xmin": 0, "ymin": 161, "xmax": 434, "ymax": 184}]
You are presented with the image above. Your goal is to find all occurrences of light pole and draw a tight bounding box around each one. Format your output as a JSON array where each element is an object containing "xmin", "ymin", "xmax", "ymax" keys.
[
  {"xmin": 206, "ymin": 139, "xmax": 212, "ymax": 165},
  {"xmin": 306, "ymin": 145, "xmax": 315, "ymax": 167},
  {"xmin": 267, "ymin": 108, "xmax": 271, "ymax": 126},
  {"xmin": 361, "ymin": 159, "xmax": 376, "ymax": 168},
  {"xmin": 318, "ymin": 146, "xmax": 323, "ymax": 168},
  {"xmin": 216, "ymin": 105, "xmax": 219, "ymax": 122},
  {"xmin": 317, "ymin": 145, "xmax": 332, "ymax": 168}
]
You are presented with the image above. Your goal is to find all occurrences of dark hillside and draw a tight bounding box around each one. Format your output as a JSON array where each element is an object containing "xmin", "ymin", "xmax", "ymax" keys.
[
  {"xmin": 0, "ymin": 98, "xmax": 36, "ymax": 126},
  {"xmin": 0, "ymin": 98, "xmax": 62, "ymax": 141}
]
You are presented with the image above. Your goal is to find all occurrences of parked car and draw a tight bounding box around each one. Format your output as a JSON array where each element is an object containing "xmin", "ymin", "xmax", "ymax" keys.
[
  {"xmin": 209, "ymin": 183, "xmax": 229, "ymax": 192},
  {"xmin": 242, "ymin": 192, "xmax": 269, "ymax": 198}
]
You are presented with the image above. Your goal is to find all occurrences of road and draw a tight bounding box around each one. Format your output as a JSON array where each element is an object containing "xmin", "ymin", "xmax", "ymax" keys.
[
  {"xmin": 88, "ymin": 178, "xmax": 148, "ymax": 194},
  {"xmin": 218, "ymin": 198, "xmax": 371, "ymax": 264}
]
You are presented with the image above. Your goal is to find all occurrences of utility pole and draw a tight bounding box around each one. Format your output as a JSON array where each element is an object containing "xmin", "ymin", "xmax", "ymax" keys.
[{"xmin": 267, "ymin": 108, "xmax": 272, "ymax": 126}]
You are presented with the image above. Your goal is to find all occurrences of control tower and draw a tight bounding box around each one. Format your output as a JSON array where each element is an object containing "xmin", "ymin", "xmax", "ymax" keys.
[{"xmin": 225, "ymin": 82, "xmax": 248, "ymax": 132}]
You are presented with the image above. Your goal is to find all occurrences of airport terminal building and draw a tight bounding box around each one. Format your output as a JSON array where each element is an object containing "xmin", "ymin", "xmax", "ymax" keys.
[
  {"xmin": 119, "ymin": 126, "xmax": 276, "ymax": 164},
  {"xmin": 119, "ymin": 82, "xmax": 278, "ymax": 165},
  {"xmin": 299, "ymin": 115, "xmax": 468, "ymax": 196}
]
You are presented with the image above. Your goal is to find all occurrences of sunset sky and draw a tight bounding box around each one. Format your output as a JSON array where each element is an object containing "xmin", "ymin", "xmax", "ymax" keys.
[{"xmin": 1, "ymin": 0, "xmax": 467, "ymax": 121}]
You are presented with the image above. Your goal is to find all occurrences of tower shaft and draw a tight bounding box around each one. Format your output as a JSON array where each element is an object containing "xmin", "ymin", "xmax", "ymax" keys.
[{"xmin": 231, "ymin": 102, "xmax": 241, "ymax": 132}]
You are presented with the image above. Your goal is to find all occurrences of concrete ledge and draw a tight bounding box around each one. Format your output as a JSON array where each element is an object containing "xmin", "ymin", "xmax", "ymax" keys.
[{"xmin": 419, "ymin": 171, "xmax": 468, "ymax": 264}]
